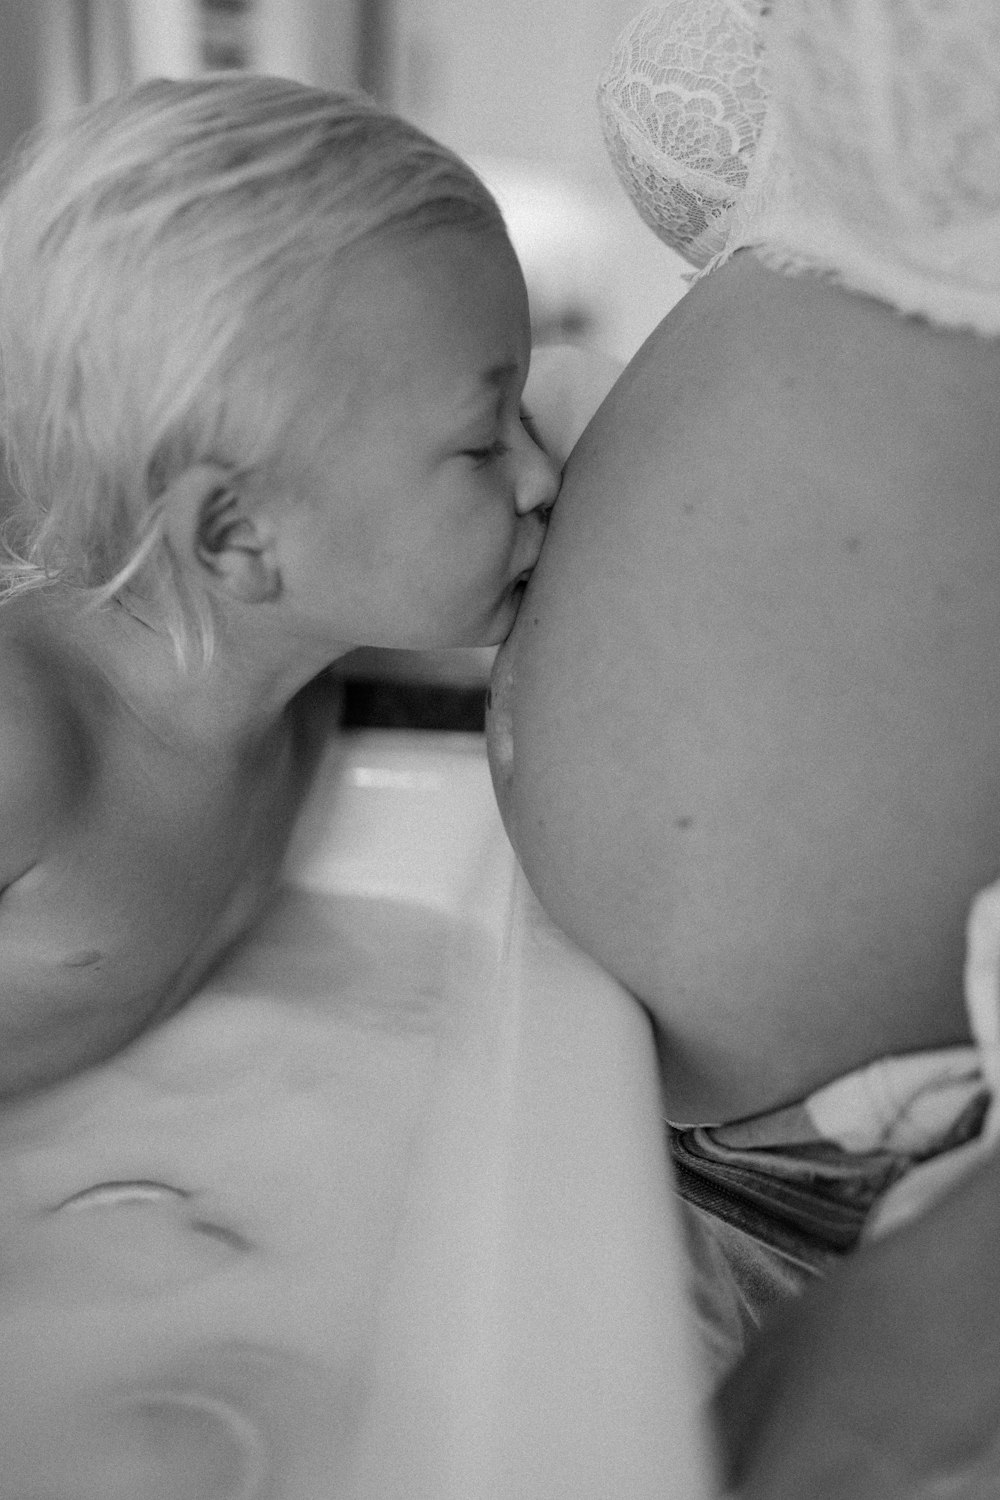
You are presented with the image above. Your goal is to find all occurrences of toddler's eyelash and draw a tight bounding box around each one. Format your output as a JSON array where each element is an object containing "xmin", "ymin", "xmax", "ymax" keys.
[
  {"xmin": 519, "ymin": 406, "xmax": 543, "ymax": 447},
  {"xmin": 465, "ymin": 440, "xmax": 509, "ymax": 467}
]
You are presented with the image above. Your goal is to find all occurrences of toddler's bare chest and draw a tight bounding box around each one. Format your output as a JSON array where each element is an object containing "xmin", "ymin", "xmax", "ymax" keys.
[{"xmin": 1, "ymin": 728, "xmax": 307, "ymax": 1015}]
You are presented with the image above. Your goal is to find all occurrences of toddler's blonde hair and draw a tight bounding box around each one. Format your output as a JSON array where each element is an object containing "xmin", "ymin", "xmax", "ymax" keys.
[{"xmin": 0, "ymin": 74, "xmax": 506, "ymax": 664}]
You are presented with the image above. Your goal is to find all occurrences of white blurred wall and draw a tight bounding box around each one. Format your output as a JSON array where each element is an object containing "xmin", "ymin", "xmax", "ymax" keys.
[
  {"xmin": 389, "ymin": 0, "xmax": 632, "ymax": 194},
  {"xmin": 0, "ymin": 1, "xmax": 42, "ymax": 166},
  {"xmin": 385, "ymin": 0, "xmax": 689, "ymax": 358},
  {"xmin": 250, "ymin": 0, "xmax": 358, "ymax": 91},
  {"xmin": 0, "ymin": 2, "xmax": 360, "ymax": 126},
  {"xmin": 0, "ymin": 1, "xmax": 687, "ymax": 360}
]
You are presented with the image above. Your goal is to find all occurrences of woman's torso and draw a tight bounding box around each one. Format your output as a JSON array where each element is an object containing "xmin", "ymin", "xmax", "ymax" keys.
[{"xmin": 490, "ymin": 252, "xmax": 1000, "ymax": 1123}]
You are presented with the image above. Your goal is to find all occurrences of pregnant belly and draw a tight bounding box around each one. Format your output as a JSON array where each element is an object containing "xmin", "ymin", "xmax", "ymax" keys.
[
  {"xmin": 482, "ymin": 551, "xmax": 976, "ymax": 1125},
  {"xmin": 485, "ymin": 634, "xmax": 516, "ymax": 838}
]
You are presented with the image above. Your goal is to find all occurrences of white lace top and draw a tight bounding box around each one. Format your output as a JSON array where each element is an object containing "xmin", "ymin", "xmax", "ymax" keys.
[{"xmin": 599, "ymin": 0, "xmax": 1000, "ymax": 335}]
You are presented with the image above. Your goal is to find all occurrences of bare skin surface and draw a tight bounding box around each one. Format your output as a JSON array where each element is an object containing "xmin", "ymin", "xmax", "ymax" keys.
[
  {"xmin": 488, "ymin": 248, "xmax": 1000, "ymax": 1494},
  {"xmin": 714, "ymin": 1142, "xmax": 1000, "ymax": 1497},
  {"xmin": 0, "ymin": 593, "xmax": 330, "ymax": 1102},
  {"xmin": 0, "ymin": 227, "xmax": 557, "ymax": 1105},
  {"xmin": 489, "ymin": 251, "xmax": 1000, "ymax": 1124}
]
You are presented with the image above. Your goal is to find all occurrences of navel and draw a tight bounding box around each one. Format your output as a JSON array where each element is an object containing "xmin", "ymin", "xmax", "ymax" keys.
[{"xmin": 59, "ymin": 948, "xmax": 105, "ymax": 969}]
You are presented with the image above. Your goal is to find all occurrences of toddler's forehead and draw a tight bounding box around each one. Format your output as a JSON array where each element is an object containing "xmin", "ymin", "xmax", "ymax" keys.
[{"xmin": 333, "ymin": 224, "xmax": 527, "ymax": 360}]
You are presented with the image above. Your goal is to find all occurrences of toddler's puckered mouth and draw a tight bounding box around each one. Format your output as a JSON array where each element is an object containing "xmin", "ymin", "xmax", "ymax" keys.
[{"xmin": 509, "ymin": 567, "xmax": 533, "ymax": 602}]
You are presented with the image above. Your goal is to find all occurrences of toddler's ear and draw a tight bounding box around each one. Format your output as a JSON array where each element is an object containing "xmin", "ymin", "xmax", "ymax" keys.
[
  {"xmin": 163, "ymin": 464, "xmax": 281, "ymax": 604},
  {"xmin": 195, "ymin": 479, "xmax": 281, "ymax": 603}
]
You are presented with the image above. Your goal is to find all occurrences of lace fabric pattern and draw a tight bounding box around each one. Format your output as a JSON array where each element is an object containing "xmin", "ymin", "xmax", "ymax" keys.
[
  {"xmin": 598, "ymin": 0, "xmax": 769, "ymax": 269},
  {"xmin": 601, "ymin": 0, "xmax": 1000, "ymax": 334},
  {"xmin": 731, "ymin": 0, "xmax": 1000, "ymax": 332}
]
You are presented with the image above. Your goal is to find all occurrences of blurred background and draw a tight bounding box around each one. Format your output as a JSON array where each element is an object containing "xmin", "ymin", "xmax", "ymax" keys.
[{"xmin": 0, "ymin": 0, "xmax": 690, "ymax": 722}]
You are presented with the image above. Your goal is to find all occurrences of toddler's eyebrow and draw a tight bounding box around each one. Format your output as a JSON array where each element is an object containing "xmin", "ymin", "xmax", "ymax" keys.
[
  {"xmin": 452, "ymin": 362, "xmax": 519, "ymax": 420},
  {"xmin": 481, "ymin": 361, "xmax": 518, "ymax": 389}
]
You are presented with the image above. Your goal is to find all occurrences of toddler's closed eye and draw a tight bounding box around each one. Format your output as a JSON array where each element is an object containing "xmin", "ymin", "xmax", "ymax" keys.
[
  {"xmin": 463, "ymin": 440, "xmax": 509, "ymax": 466},
  {"xmin": 519, "ymin": 406, "xmax": 545, "ymax": 448}
]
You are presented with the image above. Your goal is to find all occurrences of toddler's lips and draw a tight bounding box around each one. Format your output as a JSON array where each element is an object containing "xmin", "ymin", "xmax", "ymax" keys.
[{"xmin": 508, "ymin": 567, "xmax": 533, "ymax": 602}]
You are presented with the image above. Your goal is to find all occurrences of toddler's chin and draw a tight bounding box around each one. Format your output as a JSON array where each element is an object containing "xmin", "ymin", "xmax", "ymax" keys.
[{"xmin": 492, "ymin": 575, "xmax": 530, "ymax": 645}]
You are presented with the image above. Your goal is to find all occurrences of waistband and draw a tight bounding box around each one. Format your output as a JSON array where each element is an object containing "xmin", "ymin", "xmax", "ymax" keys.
[
  {"xmin": 669, "ymin": 875, "xmax": 1000, "ymax": 1260},
  {"xmin": 669, "ymin": 1055, "xmax": 990, "ymax": 1267}
]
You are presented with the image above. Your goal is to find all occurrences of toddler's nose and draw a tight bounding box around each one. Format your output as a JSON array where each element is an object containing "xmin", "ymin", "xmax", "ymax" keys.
[{"xmin": 514, "ymin": 437, "xmax": 560, "ymax": 517}]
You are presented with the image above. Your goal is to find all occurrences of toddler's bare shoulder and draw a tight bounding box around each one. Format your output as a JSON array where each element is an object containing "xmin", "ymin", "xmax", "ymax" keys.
[{"xmin": 0, "ymin": 621, "xmax": 86, "ymax": 887}]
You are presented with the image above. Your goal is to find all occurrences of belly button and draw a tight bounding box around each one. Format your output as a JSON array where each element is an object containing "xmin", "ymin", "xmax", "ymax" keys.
[{"xmin": 60, "ymin": 949, "xmax": 105, "ymax": 969}]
